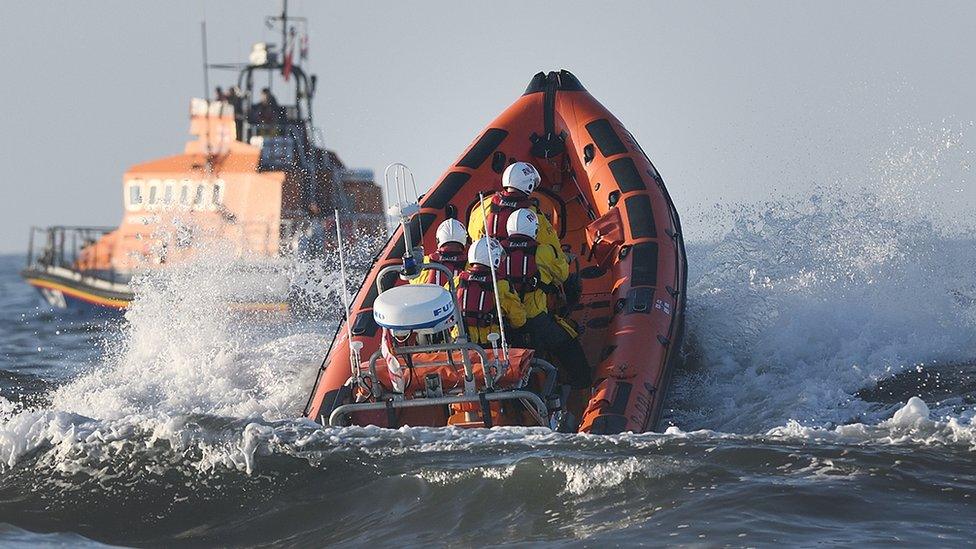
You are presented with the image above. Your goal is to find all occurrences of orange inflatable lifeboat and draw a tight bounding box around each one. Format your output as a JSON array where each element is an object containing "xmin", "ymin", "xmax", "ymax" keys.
[{"xmin": 304, "ymin": 70, "xmax": 687, "ymax": 434}]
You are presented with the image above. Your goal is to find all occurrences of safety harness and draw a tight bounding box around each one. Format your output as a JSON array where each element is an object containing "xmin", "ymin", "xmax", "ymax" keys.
[
  {"xmin": 423, "ymin": 243, "xmax": 466, "ymax": 286},
  {"xmin": 456, "ymin": 267, "xmax": 496, "ymax": 328},
  {"xmin": 485, "ymin": 190, "xmax": 533, "ymax": 239},
  {"xmin": 502, "ymin": 236, "xmax": 563, "ymax": 299},
  {"xmin": 501, "ymin": 236, "xmax": 539, "ymax": 298}
]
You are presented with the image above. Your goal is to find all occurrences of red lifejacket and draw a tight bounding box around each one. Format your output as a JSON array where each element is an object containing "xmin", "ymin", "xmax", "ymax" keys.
[
  {"xmin": 501, "ymin": 236, "xmax": 539, "ymax": 297},
  {"xmin": 423, "ymin": 244, "xmax": 466, "ymax": 286},
  {"xmin": 456, "ymin": 267, "xmax": 496, "ymax": 328},
  {"xmin": 485, "ymin": 190, "xmax": 532, "ymax": 239}
]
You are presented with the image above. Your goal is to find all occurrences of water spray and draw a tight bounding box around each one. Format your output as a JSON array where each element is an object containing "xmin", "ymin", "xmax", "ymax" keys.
[{"xmin": 334, "ymin": 209, "xmax": 361, "ymax": 384}]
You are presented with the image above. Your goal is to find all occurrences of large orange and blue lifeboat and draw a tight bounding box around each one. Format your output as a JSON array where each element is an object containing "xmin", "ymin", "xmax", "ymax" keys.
[
  {"xmin": 305, "ymin": 70, "xmax": 687, "ymax": 434},
  {"xmin": 21, "ymin": 5, "xmax": 383, "ymax": 316}
]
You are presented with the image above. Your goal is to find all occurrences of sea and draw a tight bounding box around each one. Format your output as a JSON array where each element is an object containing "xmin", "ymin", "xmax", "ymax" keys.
[{"xmin": 1, "ymin": 156, "xmax": 975, "ymax": 545}]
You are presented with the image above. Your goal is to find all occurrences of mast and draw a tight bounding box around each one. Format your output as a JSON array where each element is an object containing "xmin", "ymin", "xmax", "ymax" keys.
[
  {"xmin": 281, "ymin": 0, "xmax": 288, "ymax": 59},
  {"xmin": 200, "ymin": 20, "xmax": 214, "ymax": 175},
  {"xmin": 201, "ymin": 21, "xmax": 210, "ymax": 101}
]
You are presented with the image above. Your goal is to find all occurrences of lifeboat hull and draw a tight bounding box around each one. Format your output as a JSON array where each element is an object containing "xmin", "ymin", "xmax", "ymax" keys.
[
  {"xmin": 22, "ymin": 266, "xmax": 130, "ymax": 316},
  {"xmin": 305, "ymin": 70, "xmax": 687, "ymax": 434},
  {"xmin": 22, "ymin": 265, "xmax": 290, "ymax": 316}
]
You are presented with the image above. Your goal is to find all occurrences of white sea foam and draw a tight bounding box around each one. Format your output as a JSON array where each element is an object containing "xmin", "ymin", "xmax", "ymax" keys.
[
  {"xmin": 0, "ymin": 242, "xmax": 338, "ymax": 472},
  {"xmin": 766, "ymin": 397, "xmax": 976, "ymax": 450},
  {"xmin": 669, "ymin": 122, "xmax": 976, "ymax": 433},
  {"xmin": 1, "ymin": 124, "xmax": 975, "ymax": 477}
]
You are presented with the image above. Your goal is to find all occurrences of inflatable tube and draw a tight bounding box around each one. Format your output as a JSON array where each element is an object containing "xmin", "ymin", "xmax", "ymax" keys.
[{"xmin": 304, "ymin": 70, "xmax": 687, "ymax": 434}]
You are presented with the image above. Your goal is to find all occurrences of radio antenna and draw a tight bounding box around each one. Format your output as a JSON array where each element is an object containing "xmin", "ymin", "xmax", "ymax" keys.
[{"xmin": 478, "ymin": 192, "xmax": 509, "ymax": 362}]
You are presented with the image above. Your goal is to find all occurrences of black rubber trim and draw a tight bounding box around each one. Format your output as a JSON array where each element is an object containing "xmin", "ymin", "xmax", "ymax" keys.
[
  {"xmin": 624, "ymin": 195, "xmax": 657, "ymax": 239},
  {"xmin": 422, "ymin": 172, "xmax": 471, "ymax": 210},
  {"xmin": 535, "ymin": 186, "xmax": 568, "ymax": 239},
  {"xmin": 456, "ymin": 129, "xmax": 508, "ymax": 169},
  {"xmin": 646, "ymin": 162, "xmax": 662, "ymax": 183},
  {"xmin": 583, "ymin": 144, "xmax": 595, "ymax": 164},
  {"xmin": 579, "ymin": 265, "xmax": 609, "ymax": 279},
  {"xmin": 491, "ymin": 151, "xmax": 507, "ymax": 174},
  {"xmin": 587, "ymin": 316, "xmax": 611, "ymax": 330},
  {"xmin": 351, "ymin": 310, "xmax": 378, "ymax": 337},
  {"xmin": 523, "ymin": 69, "xmax": 586, "ymax": 95},
  {"xmin": 362, "ymin": 283, "xmax": 379, "ymax": 309},
  {"xmin": 606, "ymin": 382, "xmax": 632, "ymax": 415},
  {"xmin": 586, "ymin": 119, "xmax": 627, "ymax": 157},
  {"xmin": 319, "ymin": 385, "xmax": 352, "ymax": 424},
  {"xmin": 589, "ymin": 415, "xmax": 628, "ymax": 435},
  {"xmin": 524, "ymin": 72, "xmax": 547, "ymax": 94},
  {"xmin": 608, "ymin": 158, "xmax": 646, "ymax": 193},
  {"xmin": 625, "ymin": 287, "xmax": 654, "ymax": 315},
  {"xmin": 630, "ymin": 242, "xmax": 659, "ymax": 287}
]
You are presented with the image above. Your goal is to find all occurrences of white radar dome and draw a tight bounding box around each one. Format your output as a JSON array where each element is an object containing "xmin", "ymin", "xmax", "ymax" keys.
[{"xmin": 373, "ymin": 284, "xmax": 456, "ymax": 335}]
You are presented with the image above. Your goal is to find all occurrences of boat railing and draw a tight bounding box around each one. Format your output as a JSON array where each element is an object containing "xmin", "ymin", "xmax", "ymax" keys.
[
  {"xmin": 26, "ymin": 213, "xmax": 387, "ymax": 282},
  {"xmin": 26, "ymin": 225, "xmax": 122, "ymax": 282}
]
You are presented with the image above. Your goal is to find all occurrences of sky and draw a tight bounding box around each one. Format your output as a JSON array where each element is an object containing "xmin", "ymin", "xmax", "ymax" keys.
[{"xmin": 1, "ymin": 1, "xmax": 974, "ymax": 253}]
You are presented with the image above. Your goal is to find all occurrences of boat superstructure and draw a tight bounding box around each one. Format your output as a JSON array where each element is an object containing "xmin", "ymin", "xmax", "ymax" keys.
[{"xmin": 23, "ymin": 2, "xmax": 383, "ymax": 315}]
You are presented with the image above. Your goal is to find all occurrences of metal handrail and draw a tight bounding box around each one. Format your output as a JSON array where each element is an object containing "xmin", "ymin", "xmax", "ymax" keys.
[
  {"xmin": 328, "ymin": 390, "xmax": 548, "ymax": 428},
  {"xmin": 367, "ymin": 340, "xmax": 492, "ymax": 398}
]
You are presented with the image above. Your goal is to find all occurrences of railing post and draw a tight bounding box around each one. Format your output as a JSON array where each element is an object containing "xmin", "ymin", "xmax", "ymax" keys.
[
  {"xmin": 26, "ymin": 228, "xmax": 34, "ymax": 268},
  {"xmin": 57, "ymin": 228, "xmax": 64, "ymax": 267}
]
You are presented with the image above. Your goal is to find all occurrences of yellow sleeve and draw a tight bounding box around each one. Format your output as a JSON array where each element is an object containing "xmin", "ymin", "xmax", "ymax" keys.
[
  {"xmin": 467, "ymin": 196, "xmax": 491, "ymax": 241},
  {"xmin": 536, "ymin": 243, "xmax": 569, "ymax": 285},
  {"xmin": 497, "ymin": 280, "xmax": 526, "ymax": 328},
  {"xmin": 533, "ymin": 207, "xmax": 567, "ymax": 265}
]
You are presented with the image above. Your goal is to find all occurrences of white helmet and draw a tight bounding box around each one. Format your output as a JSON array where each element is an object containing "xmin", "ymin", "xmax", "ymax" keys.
[
  {"xmin": 468, "ymin": 237, "xmax": 504, "ymax": 268},
  {"xmin": 502, "ymin": 162, "xmax": 541, "ymax": 195},
  {"xmin": 506, "ymin": 208, "xmax": 539, "ymax": 239},
  {"xmin": 435, "ymin": 218, "xmax": 467, "ymax": 247}
]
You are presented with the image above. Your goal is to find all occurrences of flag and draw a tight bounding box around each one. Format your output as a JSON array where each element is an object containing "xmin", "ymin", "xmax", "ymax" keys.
[
  {"xmin": 283, "ymin": 49, "xmax": 293, "ymax": 81},
  {"xmin": 283, "ymin": 26, "xmax": 296, "ymax": 81},
  {"xmin": 381, "ymin": 328, "xmax": 405, "ymax": 394}
]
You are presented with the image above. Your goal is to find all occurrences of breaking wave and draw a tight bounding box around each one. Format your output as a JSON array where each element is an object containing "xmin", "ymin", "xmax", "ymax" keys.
[{"xmin": 0, "ymin": 123, "xmax": 974, "ymax": 545}]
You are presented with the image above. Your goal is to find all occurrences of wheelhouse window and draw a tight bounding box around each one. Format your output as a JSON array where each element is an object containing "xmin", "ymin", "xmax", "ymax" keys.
[
  {"xmin": 162, "ymin": 180, "xmax": 176, "ymax": 207},
  {"xmin": 211, "ymin": 180, "xmax": 225, "ymax": 209},
  {"xmin": 193, "ymin": 182, "xmax": 207, "ymax": 209},
  {"xmin": 179, "ymin": 179, "xmax": 192, "ymax": 206},
  {"xmin": 125, "ymin": 180, "xmax": 144, "ymax": 211},
  {"xmin": 146, "ymin": 179, "xmax": 161, "ymax": 209}
]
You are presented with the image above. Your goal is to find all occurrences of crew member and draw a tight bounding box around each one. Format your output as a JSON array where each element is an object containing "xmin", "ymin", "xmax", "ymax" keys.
[
  {"xmin": 411, "ymin": 219, "xmax": 469, "ymax": 286},
  {"xmin": 454, "ymin": 237, "xmax": 525, "ymax": 346},
  {"xmin": 468, "ymin": 162, "xmax": 561, "ymax": 247},
  {"xmin": 252, "ymin": 88, "xmax": 281, "ymax": 133},
  {"xmin": 502, "ymin": 208, "xmax": 591, "ymax": 420},
  {"xmin": 467, "ymin": 161, "xmax": 568, "ymax": 285}
]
